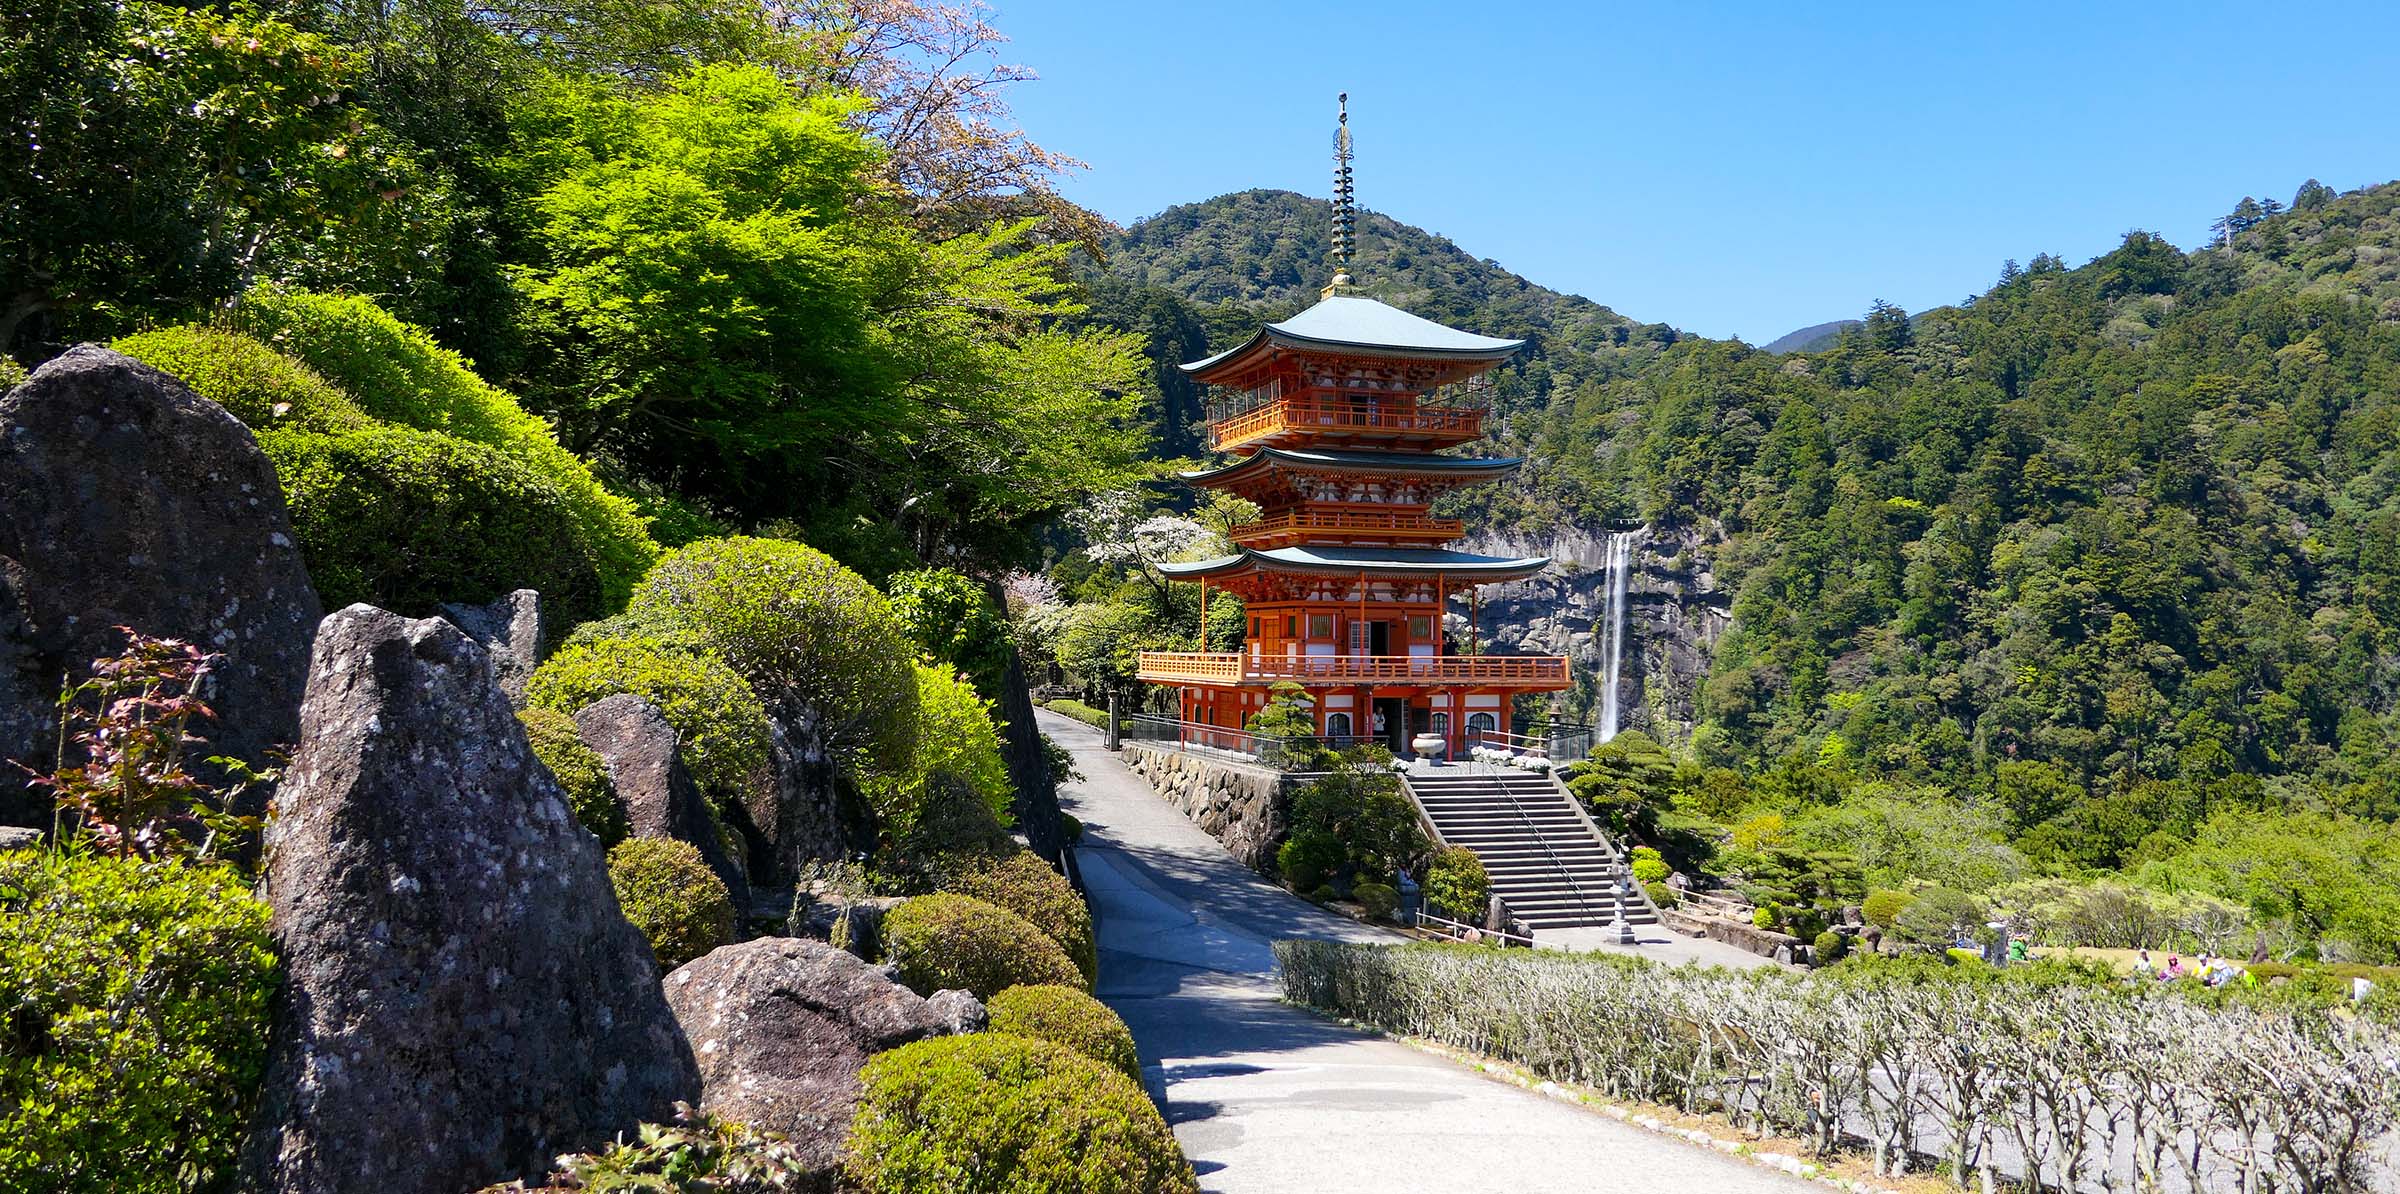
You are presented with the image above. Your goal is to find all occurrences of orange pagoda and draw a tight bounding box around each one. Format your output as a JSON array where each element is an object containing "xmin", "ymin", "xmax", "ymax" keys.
[{"xmin": 1133, "ymin": 97, "xmax": 1569, "ymax": 757}]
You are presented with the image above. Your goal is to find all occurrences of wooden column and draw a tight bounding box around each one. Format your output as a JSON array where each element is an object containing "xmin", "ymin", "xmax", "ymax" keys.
[{"xmin": 1435, "ymin": 572, "xmax": 1447, "ymax": 655}]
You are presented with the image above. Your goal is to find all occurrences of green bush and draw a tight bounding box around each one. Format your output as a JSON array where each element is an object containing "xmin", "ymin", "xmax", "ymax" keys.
[
  {"xmin": 261, "ymin": 424, "xmax": 607, "ymax": 624},
  {"xmin": 1814, "ymin": 929, "xmax": 1849, "ymax": 964},
  {"xmin": 882, "ymin": 893, "xmax": 1084, "ymax": 999},
  {"xmin": 236, "ymin": 287, "xmax": 658, "ymax": 605},
  {"xmin": 627, "ymin": 537, "xmax": 915, "ymax": 760},
  {"xmin": 846, "ymin": 1033, "xmax": 1195, "ymax": 1194},
  {"xmin": 1307, "ymin": 884, "xmax": 1338, "ymax": 904},
  {"xmin": 114, "ymin": 325, "xmax": 369, "ymax": 431},
  {"xmin": 1354, "ymin": 881, "xmax": 1399, "ymax": 922},
  {"xmin": 0, "ymin": 354, "xmax": 24, "ymax": 389},
  {"xmin": 934, "ymin": 850, "xmax": 1096, "ymax": 987},
  {"xmin": 1060, "ymin": 812, "xmax": 1083, "ymax": 843},
  {"xmin": 527, "ymin": 1107, "xmax": 823, "ymax": 1191},
  {"xmin": 985, "ymin": 985, "xmax": 1140, "ymax": 1081},
  {"xmin": 888, "ymin": 568, "xmax": 1012, "ymax": 698},
  {"xmin": 1631, "ymin": 855, "xmax": 1671, "ymax": 885},
  {"xmin": 1277, "ymin": 830, "xmax": 1344, "ymax": 892},
  {"xmin": 519, "ymin": 707, "xmax": 627, "ymax": 847},
  {"xmin": 1041, "ymin": 698, "xmax": 1109, "ymax": 728},
  {"xmin": 1945, "ymin": 947, "xmax": 1988, "ymax": 968},
  {"xmin": 1753, "ymin": 905, "xmax": 1781, "ymax": 932},
  {"xmin": 526, "ymin": 634, "xmax": 771, "ymax": 805},
  {"xmin": 0, "ymin": 852, "xmax": 279, "ymax": 1192},
  {"xmin": 607, "ymin": 838, "xmax": 733, "ymax": 969},
  {"xmin": 1424, "ymin": 846, "xmax": 1491, "ymax": 921},
  {"xmin": 1862, "ymin": 889, "xmax": 1915, "ymax": 930},
  {"xmin": 866, "ymin": 663, "xmax": 1015, "ymax": 848},
  {"xmin": 1895, "ymin": 887, "xmax": 1989, "ymax": 946},
  {"xmin": 1642, "ymin": 879, "xmax": 1676, "ymax": 909}
]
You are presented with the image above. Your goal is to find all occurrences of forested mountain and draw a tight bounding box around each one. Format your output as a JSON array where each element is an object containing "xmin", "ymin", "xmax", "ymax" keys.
[
  {"xmin": 1760, "ymin": 319, "xmax": 1859, "ymax": 354},
  {"xmin": 1083, "ymin": 178, "xmax": 2400, "ymax": 960}
]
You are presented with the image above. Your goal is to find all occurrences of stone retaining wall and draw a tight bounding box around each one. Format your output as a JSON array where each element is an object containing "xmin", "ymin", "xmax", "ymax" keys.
[{"xmin": 1119, "ymin": 742, "xmax": 1293, "ymax": 871}]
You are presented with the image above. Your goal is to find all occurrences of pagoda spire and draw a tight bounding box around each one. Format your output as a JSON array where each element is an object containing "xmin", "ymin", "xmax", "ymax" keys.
[{"xmin": 1326, "ymin": 92, "xmax": 1356, "ymax": 298}]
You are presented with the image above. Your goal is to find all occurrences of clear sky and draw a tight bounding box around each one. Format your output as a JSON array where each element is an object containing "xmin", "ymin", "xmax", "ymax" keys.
[{"xmin": 993, "ymin": 1, "xmax": 2400, "ymax": 341}]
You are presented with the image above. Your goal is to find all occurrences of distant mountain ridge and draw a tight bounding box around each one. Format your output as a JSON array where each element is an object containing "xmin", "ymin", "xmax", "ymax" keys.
[{"xmin": 1759, "ymin": 319, "xmax": 1859, "ymax": 354}]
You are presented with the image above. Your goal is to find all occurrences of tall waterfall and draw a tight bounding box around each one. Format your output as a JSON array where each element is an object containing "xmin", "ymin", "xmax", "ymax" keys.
[{"xmin": 1598, "ymin": 529, "xmax": 1639, "ymax": 743}]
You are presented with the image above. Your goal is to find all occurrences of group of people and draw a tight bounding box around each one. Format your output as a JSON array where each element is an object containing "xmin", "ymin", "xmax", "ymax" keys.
[{"xmin": 2132, "ymin": 949, "xmax": 2252, "ymax": 988}]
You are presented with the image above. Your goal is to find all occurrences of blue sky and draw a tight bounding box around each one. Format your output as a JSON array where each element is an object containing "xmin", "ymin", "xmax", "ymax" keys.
[{"xmin": 994, "ymin": 1, "xmax": 2400, "ymax": 341}]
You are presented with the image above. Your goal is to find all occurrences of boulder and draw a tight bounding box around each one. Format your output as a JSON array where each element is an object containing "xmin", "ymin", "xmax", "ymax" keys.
[
  {"xmin": 439, "ymin": 588, "xmax": 542, "ymax": 706},
  {"xmin": 745, "ymin": 711, "xmax": 849, "ymax": 883},
  {"xmin": 573, "ymin": 694, "xmax": 749, "ymax": 908},
  {"xmin": 924, "ymin": 989, "xmax": 988, "ymax": 1035},
  {"xmin": 662, "ymin": 937, "xmax": 949, "ymax": 1178},
  {"xmin": 0, "ymin": 347, "xmax": 322, "ymax": 828},
  {"xmin": 0, "ymin": 825, "xmax": 39, "ymax": 851},
  {"xmin": 245, "ymin": 606, "xmax": 698, "ymax": 1194}
]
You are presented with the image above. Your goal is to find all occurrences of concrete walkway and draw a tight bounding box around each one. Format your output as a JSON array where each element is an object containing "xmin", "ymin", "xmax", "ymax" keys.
[{"xmin": 1039, "ymin": 710, "xmax": 1809, "ymax": 1194}]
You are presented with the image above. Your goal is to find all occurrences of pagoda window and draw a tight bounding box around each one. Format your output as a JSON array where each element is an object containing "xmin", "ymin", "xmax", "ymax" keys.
[
  {"xmin": 1326, "ymin": 712, "xmax": 1352, "ymax": 739},
  {"xmin": 1467, "ymin": 712, "xmax": 1497, "ymax": 738},
  {"xmin": 1430, "ymin": 712, "xmax": 1450, "ymax": 736},
  {"xmin": 1286, "ymin": 615, "xmax": 1298, "ymax": 638},
  {"xmin": 1308, "ymin": 614, "xmax": 1333, "ymax": 639},
  {"xmin": 1408, "ymin": 614, "xmax": 1433, "ymax": 642}
]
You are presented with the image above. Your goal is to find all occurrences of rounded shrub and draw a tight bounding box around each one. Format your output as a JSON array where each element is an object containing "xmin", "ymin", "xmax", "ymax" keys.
[
  {"xmin": 518, "ymin": 707, "xmax": 627, "ymax": 847},
  {"xmin": 882, "ymin": 893, "xmax": 1083, "ymax": 999},
  {"xmin": 985, "ymin": 985, "xmax": 1140, "ymax": 1081},
  {"xmin": 607, "ymin": 838, "xmax": 733, "ymax": 969},
  {"xmin": 1642, "ymin": 879, "xmax": 1677, "ymax": 909},
  {"xmin": 1814, "ymin": 929, "xmax": 1849, "ymax": 964},
  {"xmin": 114, "ymin": 325, "xmax": 370, "ymax": 432},
  {"xmin": 934, "ymin": 850, "xmax": 1096, "ymax": 987},
  {"xmin": 865, "ymin": 663, "xmax": 1015, "ymax": 848},
  {"xmin": 1424, "ymin": 846, "xmax": 1491, "ymax": 921},
  {"xmin": 1276, "ymin": 830, "xmax": 1343, "ymax": 892},
  {"xmin": 235, "ymin": 287, "xmax": 658, "ymax": 604},
  {"xmin": 626, "ymin": 537, "xmax": 915, "ymax": 759},
  {"xmin": 1353, "ymin": 881, "xmax": 1399, "ymax": 922},
  {"xmin": 1862, "ymin": 888, "xmax": 1916, "ymax": 930},
  {"xmin": 1630, "ymin": 854, "xmax": 1671, "ymax": 885},
  {"xmin": 0, "ymin": 851, "xmax": 279, "ymax": 1193},
  {"xmin": 526, "ymin": 635, "xmax": 771, "ymax": 805},
  {"xmin": 1753, "ymin": 905, "xmax": 1782, "ymax": 932},
  {"xmin": 1307, "ymin": 884, "xmax": 1339, "ymax": 904},
  {"xmin": 847, "ymin": 1033, "xmax": 1196, "ymax": 1194},
  {"xmin": 261, "ymin": 424, "xmax": 607, "ymax": 624},
  {"xmin": 887, "ymin": 568, "xmax": 1013, "ymax": 697}
]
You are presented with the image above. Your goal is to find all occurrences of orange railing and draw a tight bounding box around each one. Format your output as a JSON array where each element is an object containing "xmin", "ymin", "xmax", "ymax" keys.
[
  {"xmin": 1135, "ymin": 651, "xmax": 1569, "ymax": 686},
  {"xmin": 1208, "ymin": 396, "xmax": 1485, "ymax": 451},
  {"xmin": 1228, "ymin": 508, "xmax": 1465, "ymax": 544}
]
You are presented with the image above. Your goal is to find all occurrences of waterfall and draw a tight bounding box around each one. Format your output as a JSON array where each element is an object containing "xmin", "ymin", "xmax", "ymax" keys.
[{"xmin": 1598, "ymin": 529, "xmax": 1638, "ymax": 743}]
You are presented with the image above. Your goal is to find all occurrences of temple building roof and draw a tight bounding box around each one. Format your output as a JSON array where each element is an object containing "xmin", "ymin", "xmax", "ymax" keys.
[
  {"xmin": 1182, "ymin": 446, "xmax": 1524, "ymax": 486},
  {"xmin": 1182, "ymin": 294, "xmax": 1524, "ymax": 380},
  {"xmin": 1157, "ymin": 544, "xmax": 1552, "ymax": 583}
]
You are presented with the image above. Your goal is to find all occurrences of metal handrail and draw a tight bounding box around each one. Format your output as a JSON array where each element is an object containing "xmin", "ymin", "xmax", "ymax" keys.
[
  {"xmin": 1134, "ymin": 651, "xmax": 1569, "ymax": 685},
  {"xmin": 1463, "ymin": 725, "xmax": 1550, "ymax": 761},
  {"xmin": 1541, "ymin": 764, "xmax": 1660, "ymax": 923},
  {"xmin": 1482, "ymin": 769, "xmax": 1615, "ymax": 928}
]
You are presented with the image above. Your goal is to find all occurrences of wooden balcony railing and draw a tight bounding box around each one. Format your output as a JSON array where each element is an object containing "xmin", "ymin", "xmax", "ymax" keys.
[
  {"xmin": 1228, "ymin": 508, "xmax": 1465, "ymax": 545},
  {"xmin": 1208, "ymin": 396, "xmax": 1485, "ymax": 451},
  {"xmin": 1135, "ymin": 651, "xmax": 1569, "ymax": 687}
]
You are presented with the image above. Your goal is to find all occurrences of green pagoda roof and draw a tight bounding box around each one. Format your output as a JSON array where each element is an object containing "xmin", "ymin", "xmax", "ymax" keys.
[
  {"xmin": 1182, "ymin": 295, "xmax": 1524, "ymax": 376},
  {"xmin": 1182, "ymin": 447, "xmax": 1524, "ymax": 486},
  {"xmin": 1158, "ymin": 545, "xmax": 1551, "ymax": 582}
]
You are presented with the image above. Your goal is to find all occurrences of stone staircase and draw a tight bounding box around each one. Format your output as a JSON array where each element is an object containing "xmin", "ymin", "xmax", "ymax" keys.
[{"xmin": 1406, "ymin": 769, "xmax": 1654, "ymax": 932}]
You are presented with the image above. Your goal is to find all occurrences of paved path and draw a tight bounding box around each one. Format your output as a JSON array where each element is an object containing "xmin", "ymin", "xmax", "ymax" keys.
[{"xmin": 1039, "ymin": 711, "xmax": 1809, "ymax": 1194}]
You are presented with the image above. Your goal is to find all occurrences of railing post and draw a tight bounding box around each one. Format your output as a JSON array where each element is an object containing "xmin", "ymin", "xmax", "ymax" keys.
[{"xmin": 1105, "ymin": 689, "xmax": 1121, "ymax": 751}]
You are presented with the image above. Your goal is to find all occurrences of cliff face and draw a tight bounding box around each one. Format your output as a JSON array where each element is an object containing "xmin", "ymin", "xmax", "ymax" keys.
[{"xmin": 1463, "ymin": 520, "xmax": 1732, "ymax": 746}]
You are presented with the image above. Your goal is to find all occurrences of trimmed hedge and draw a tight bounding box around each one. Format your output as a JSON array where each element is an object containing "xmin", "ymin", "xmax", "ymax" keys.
[
  {"xmin": 526, "ymin": 634, "xmax": 771, "ymax": 806},
  {"xmin": 881, "ymin": 893, "xmax": 1082, "ymax": 1000},
  {"xmin": 846, "ymin": 1033, "xmax": 1195, "ymax": 1194},
  {"xmin": 261, "ymin": 424, "xmax": 607, "ymax": 624},
  {"xmin": 0, "ymin": 851, "xmax": 279, "ymax": 1193},
  {"xmin": 519, "ymin": 707, "xmax": 628, "ymax": 847},
  {"xmin": 627, "ymin": 537, "xmax": 915, "ymax": 760},
  {"xmin": 114, "ymin": 325, "xmax": 370, "ymax": 431},
  {"xmin": 607, "ymin": 838, "xmax": 733, "ymax": 969},
  {"xmin": 235, "ymin": 287, "xmax": 658, "ymax": 605},
  {"xmin": 985, "ymin": 985, "xmax": 1140, "ymax": 1081},
  {"xmin": 1041, "ymin": 699, "xmax": 1109, "ymax": 729},
  {"xmin": 935, "ymin": 850, "xmax": 1095, "ymax": 987}
]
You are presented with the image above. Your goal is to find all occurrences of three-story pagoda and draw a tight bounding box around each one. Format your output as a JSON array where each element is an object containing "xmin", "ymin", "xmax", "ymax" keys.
[{"xmin": 1133, "ymin": 97, "xmax": 1569, "ymax": 755}]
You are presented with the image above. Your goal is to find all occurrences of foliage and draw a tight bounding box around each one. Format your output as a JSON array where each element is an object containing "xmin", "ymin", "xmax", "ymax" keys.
[
  {"xmin": 932, "ymin": 850, "xmax": 1095, "ymax": 987},
  {"xmin": 517, "ymin": 707, "xmax": 626, "ymax": 847},
  {"xmin": 262, "ymin": 424, "xmax": 607, "ymax": 624},
  {"xmin": 1354, "ymin": 881, "xmax": 1399, "ymax": 922},
  {"xmin": 2134, "ymin": 807, "xmax": 2400, "ymax": 964},
  {"xmin": 865, "ymin": 664, "xmax": 1014, "ymax": 851},
  {"xmin": 1277, "ymin": 940, "xmax": 2400, "ymax": 1190},
  {"xmin": 1892, "ymin": 887, "xmax": 1991, "ymax": 947},
  {"xmin": 1286, "ymin": 751, "xmax": 1426, "ymax": 881},
  {"xmin": 24, "ymin": 630, "xmax": 262, "ymax": 859},
  {"xmin": 113, "ymin": 326, "xmax": 369, "ymax": 432},
  {"xmin": 984, "ymin": 985, "xmax": 1140, "ymax": 1081},
  {"xmin": 1813, "ymin": 929, "xmax": 1848, "ymax": 964},
  {"xmin": 0, "ymin": 851, "xmax": 278, "ymax": 1192},
  {"xmin": 880, "ymin": 892, "xmax": 1084, "ymax": 999},
  {"xmin": 1275, "ymin": 832, "xmax": 1343, "ymax": 894},
  {"xmin": 1567, "ymin": 730, "xmax": 1678, "ymax": 839},
  {"xmin": 0, "ymin": 354, "xmax": 23, "ymax": 389},
  {"xmin": 888, "ymin": 569, "xmax": 1012, "ymax": 699},
  {"xmin": 1861, "ymin": 889, "xmax": 1915, "ymax": 931},
  {"xmin": 237, "ymin": 288, "xmax": 658, "ymax": 605},
  {"xmin": 526, "ymin": 634, "xmax": 772, "ymax": 809},
  {"xmin": 846, "ymin": 1032, "xmax": 1196, "ymax": 1194},
  {"xmin": 1040, "ymin": 699, "xmax": 1109, "ymax": 729},
  {"xmin": 508, "ymin": 1103, "xmax": 823, "ymax": 1193},
  {"xmin": 1629, "ymin": 845, "xmax": 1671, "ymax": 885},
  {"xmin": 606, "ymin": 838, "xmax": 732, "ymax": 970},
  {"xmin": 1424, "ymin": 846, "xmax": 1491, "ymax": 921},
  {"xmin": 626, "ymin": 537, "xmax": 916, "ymax": 761}
]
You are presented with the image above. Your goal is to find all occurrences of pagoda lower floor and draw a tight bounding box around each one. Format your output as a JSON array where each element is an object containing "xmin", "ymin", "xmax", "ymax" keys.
[{"xmin": 1132, "ymin": 661, "xmax": 1570, "ymax": 757}]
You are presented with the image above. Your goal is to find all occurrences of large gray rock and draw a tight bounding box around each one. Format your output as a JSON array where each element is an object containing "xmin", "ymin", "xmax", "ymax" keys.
[
  {"xmin": 662, "ymin": 937, "xmax": 949, "ymax": 1178},
  {"xmin": 246, "ymin": 605, "xmax": 698, "ymax": 1194},
  {"xmin": 0, "ymin": 347, "xmax": 322, "ymax": 828},
  {"xmin": 440, "ymin": 588, "xmax": 542, "ymax": 706},
  {"xmin": 747, "ymin": 711, "xmax": 848, "ymax": 884},
  {"xmin": 573, "ymin": 693, "xmax": 748, "ymax": 908}
]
